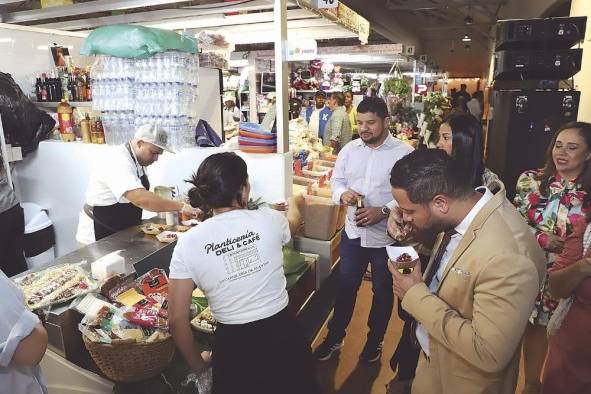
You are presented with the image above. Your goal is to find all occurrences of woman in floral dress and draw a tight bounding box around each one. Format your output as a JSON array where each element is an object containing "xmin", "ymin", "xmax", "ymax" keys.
[{"xmin": 514, "ymin": 122, "xmax": 591, "ymax": 394}]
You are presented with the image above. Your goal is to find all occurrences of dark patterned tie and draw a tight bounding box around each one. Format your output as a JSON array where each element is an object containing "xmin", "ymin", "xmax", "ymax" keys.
[{"xmin": 410, "ymin": 229, "xmax": 457, "ymax": 349}]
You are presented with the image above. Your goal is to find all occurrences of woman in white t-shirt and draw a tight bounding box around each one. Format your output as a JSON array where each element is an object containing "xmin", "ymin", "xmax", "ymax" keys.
[{"xmin": 168, "ymin": 152, "xmax": 319, "ymax": 394}]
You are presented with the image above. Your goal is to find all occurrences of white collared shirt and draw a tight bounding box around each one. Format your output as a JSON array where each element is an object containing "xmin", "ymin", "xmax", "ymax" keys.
[
  {"xmin": 0, "ymin": 271, "xmax": 47, "ymax": 394},
  {"xmin": 76, "ymin": 144, "xmax": 146, "ymax": 245},
  {"xmin": 416, "ymin": 187, "xmax": 494, "ymax": 356},
  {"xmin": 308, "ymin": 109, "xmax": 321, "ymax": 137},
  {"xmin": 330, "ymin": 134, "xmax": 413, "ymax": 248}
]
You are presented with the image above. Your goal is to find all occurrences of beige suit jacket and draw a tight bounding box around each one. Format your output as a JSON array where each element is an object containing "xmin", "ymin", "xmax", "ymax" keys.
[{"xmin": 402, "ymin": 183, "xmax": 546, "ymax": 394}]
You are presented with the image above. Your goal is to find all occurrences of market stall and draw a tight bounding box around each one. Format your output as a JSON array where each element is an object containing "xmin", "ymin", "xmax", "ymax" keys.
[
  {"xmin": 14, "ymin": 217, "xmax": 319, "ymax": 393},
  {"xmin": 0, "ymin": 7, "xmax": 340, "ymax": 391}
]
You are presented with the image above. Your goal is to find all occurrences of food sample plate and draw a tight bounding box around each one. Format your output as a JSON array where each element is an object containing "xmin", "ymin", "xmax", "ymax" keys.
[
  {"xmin": 191, "ymin": 307, "xmax": 216, "ymax": 334},
  {"xmin": 156, "ymin": 231, "xmax": 179, "ymax": 243},
  {"xmin": 141, "ymin": 223, "xmax": 167, "ymax": 235}
]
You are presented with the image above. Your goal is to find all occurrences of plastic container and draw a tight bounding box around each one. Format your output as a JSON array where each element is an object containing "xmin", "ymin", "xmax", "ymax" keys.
[{"xmin": 21, "ymin": 202, "xmax": 55, "ymax": 269}]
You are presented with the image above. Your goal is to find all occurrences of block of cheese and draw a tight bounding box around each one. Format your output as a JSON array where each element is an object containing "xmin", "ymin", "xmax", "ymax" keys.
[{"xmin": 91, "ymin": 251, "xmax": 126, "ymax": 281}]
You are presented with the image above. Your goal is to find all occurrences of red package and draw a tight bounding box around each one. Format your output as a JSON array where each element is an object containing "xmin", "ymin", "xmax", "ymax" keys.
[
  {"xmin": 124, "ymin": 307, "xmax": 167, "ymax": 329},
  {"xmin": 146, "ymin": 292, "xmax": 169, "ymax": 319},
  {"xmin": 139, "ymin": 269, "xmax": 169, "ymax": 296},
  {"xmin": 294, "ymin": 160, "xmax": 303, "ymax": 176}
]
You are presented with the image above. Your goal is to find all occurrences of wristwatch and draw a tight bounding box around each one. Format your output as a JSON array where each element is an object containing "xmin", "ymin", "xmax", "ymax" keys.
[{"xmin": 381, "ymin": 206, "xmax": 391, "ymax": 217}]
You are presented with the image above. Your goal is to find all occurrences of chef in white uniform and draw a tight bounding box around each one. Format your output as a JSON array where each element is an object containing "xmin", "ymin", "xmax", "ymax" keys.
[{"xmin": 76, "ymin": 123, "xmax": 200, "ymax": 245}]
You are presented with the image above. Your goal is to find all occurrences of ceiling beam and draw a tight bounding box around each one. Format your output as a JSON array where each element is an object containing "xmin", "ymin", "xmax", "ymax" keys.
[
  {"xmin": 386, "ymin": 0, "xmax": 501, "ymax": 12},
  {"xmin": 418, "ymin": 23, "xmax": 490, "ymax": 31},
  {"xmin": 3, "ymin": 0, "xmax": 283, "ymax": 24},
  {"xmin": 35, "ymin": 0, "xmax": 293, "ymax": 30},
  {"xmin": 211, "ymin": 25, "xmax": 357, "ymax": 44},
  {"xmin": 135, "ymin": 8, "xmax": 317, "ymax": 30}
]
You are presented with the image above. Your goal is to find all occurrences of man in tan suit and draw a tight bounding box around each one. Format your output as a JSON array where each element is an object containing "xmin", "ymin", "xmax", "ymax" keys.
[{"xmin": 388, "ymin": 149, "xmax": 545, "ymax": 394}]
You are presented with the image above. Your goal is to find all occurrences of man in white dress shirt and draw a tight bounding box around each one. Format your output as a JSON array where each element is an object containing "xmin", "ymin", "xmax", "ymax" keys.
[{"xmin": 314, "ymin": 96, "xmax": 413, "ymax": 363}]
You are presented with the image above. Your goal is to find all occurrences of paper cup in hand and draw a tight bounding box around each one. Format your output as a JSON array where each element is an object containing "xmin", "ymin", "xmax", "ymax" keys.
[{"xmin": 386, "ymin": 246, "xmax": 419, "ymax": 274}]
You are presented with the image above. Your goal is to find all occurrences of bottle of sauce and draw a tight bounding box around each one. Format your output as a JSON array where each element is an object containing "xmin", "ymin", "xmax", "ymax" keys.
[
  {"xmin": 57, "ymin": 100, "xmax": 75, "ymax": 142},
  {"xmin": 80, "ymin": 114, "xmax": 91, "ymax": 143}
]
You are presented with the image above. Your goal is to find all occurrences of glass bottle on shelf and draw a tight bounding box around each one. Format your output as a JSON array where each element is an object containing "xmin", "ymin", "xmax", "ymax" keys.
[
  {"xmin": 35, "ymin": 78, "xmax": 42, "ymax": 101},
  {"xmin": 76, "ymin": 75, "xmax": 85, "ymax": 102},
  {"xmin": 68, "ymin": 75, "xmax": 77, "ymax": 102},
  {"xmin": 80, "ymin": 114, "xmax": 91, "ymax": 143},
  {"xmin": 40, "ymin": 74, "xmax": 48, "ymax": 102}
]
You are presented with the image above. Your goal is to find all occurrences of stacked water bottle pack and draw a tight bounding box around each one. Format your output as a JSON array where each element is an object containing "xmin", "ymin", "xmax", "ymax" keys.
[{"xmin": 91, "ymin": 52, "xmax": 199, "ymax": 149}]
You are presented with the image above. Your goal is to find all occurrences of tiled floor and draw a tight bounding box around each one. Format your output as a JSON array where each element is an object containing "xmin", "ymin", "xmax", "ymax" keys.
[{"xmin": 313, "ymin": 280, "xmax": 527, "ymax": 394}]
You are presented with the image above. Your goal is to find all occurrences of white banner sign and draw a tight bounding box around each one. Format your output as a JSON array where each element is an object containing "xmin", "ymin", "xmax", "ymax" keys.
[
  {"xmin": 287, "ymin": 39, "xmax": 318, "ymax": 61},
  {"xmin": 312, "ymin": 0, "xmax": 338, "ymax": 9}
]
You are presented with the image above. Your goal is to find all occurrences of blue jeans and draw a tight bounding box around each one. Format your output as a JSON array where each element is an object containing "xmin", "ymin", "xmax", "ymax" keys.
[{"xmin": 327, "ymin": 231, "xmax": 394, "ymax": 345}]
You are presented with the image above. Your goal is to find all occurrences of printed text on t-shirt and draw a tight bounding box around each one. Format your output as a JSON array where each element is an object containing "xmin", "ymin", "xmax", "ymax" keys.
[{"xmin": 205, "ymin": 230, "xmax": 260, "ymax": 256}]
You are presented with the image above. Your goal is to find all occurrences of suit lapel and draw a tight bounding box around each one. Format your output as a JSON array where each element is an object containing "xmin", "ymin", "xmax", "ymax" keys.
[{"xmin": 435, "ymin": 184, "xmax": 506, "ymax": 291}]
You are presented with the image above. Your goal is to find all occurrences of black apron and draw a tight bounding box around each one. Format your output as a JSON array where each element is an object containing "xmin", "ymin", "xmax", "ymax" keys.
[{"xmin": 93, "ymin": 143, "xmax": 150, "ymax": 241}]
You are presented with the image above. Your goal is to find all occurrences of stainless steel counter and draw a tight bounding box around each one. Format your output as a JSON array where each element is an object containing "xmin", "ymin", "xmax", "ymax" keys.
[{"xmin": 15, "ymin": 221, "xmax": 175, "ymax": 280}]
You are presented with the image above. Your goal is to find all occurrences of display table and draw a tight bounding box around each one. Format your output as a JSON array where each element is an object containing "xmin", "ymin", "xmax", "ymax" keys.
[{"xmin": 15, "ymin": 221, "xmax": 330, "ymax": 394}]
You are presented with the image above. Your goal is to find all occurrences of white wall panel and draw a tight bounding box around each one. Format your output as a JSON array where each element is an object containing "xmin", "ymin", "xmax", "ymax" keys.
[{"xmin": 0, "ymin": 24, "xmax": 89, "ymax": 97}]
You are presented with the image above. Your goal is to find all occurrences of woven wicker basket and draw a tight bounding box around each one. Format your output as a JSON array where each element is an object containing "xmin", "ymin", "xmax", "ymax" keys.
[{"xmin": 83, "ymin": 335, "xmax": 175, "ymax": 382}]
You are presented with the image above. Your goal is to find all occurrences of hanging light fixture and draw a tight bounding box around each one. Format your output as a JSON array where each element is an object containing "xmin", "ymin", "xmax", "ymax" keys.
[
  {"xmin": 464, "ymin": 0, "xmax": 474, "ymax": 26},
  {"xmin": 462, "ymin": 33, "xmax": 472, "ymax": 42}
]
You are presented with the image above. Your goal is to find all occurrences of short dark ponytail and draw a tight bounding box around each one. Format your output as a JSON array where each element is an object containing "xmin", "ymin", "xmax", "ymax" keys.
[{"xmin": 187, "ymin": 152, "xmax": 248, "ymax": 209}]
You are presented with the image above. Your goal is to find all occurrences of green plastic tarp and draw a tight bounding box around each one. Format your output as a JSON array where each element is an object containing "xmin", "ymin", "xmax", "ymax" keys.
[{"xmin": 80, "ymin": 24, "xmax": 198, "ymax": 58}]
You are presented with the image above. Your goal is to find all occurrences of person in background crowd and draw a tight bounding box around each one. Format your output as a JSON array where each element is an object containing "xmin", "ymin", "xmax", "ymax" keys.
[
  {"xmin": 436, "ymin": 113, "xmax": 499, "ymax": 190},
  {"xmin": 467, "ymin": 90, "xmax": 483, "ymax": 120},
  {"xmin": 389, "ymin": 149, "xmax": 545, "ymax": 394},
  {"xmin": 456, "ymin": 83, "xmax": 471, "ymax": 102},
  {"xmin": 323, "ymin": 92, "xmax": 353, "ymax": 153},
  {"xmin": 387, "ymin": 113, "xmax": 500, "ymax": 394},
  {"xmin": 223, "ymin": 98, "xmax": 243, "ymax": 128},
  {"xmin": 0, "ymin": 156, "xmax": 27, "ymax": 277},
  {"xmin": 449, "ymin": 88, "xmax": 458, "ymax": 107},
  {"xmin": 0, "ymin": 269, "xmax": 49, "ymax": 394},
  {"xmin": 513, "ymin": 121, "xmax": 591, "ymax": 394},
  {"xmin": 305, "ymin": 91, "xmax": 332, "ymax": 140},
  {"xmin": 542, "ymin": 206, "xmax": 591, "ymax": 394},
  {"xmin": 450, "ymin": 96, "xmax": 469, "ymax": 116},
  {"xmin": 289, "ymin": 97, "xmax": 302, "ymax": 121},
  {"xmin": 76, "ymin": 124, "xmax": 201, "ymax": 244},
  {"xmin": 168, "ymin": 152, "xmax": 319, "ymax": 394},
  {"xmin": 300, "ymin": 97, "xmax": 311, "ymax": 119},
  {"xmin": 344, "ymin": 91, "xmax": 358, "ymax": 139},
  {"xmin": 314, "ymin": 97, "xmax": 413, "ymax": 363}
]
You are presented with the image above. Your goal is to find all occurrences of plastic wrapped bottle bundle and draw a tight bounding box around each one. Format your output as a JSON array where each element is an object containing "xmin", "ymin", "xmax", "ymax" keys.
[{"xmin": 91, "ymin": 51, "xmax": 200, "ymax": 149}]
